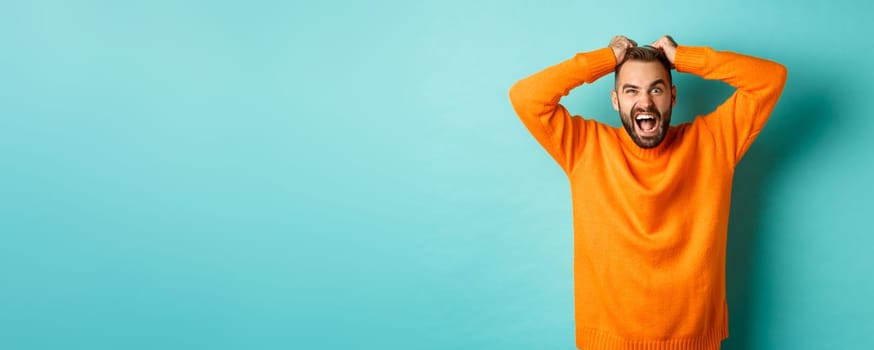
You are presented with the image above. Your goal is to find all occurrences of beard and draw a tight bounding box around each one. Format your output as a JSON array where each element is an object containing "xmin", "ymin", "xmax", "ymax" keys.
[{"xmin": 619, "ymin": 105, "xmax": 672, "ymax": 149}]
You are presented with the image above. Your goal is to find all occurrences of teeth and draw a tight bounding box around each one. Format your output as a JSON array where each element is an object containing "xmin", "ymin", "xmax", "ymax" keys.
[{"xmin": 635, "ymin": 115, "xmax": 655, "ymax": 121}]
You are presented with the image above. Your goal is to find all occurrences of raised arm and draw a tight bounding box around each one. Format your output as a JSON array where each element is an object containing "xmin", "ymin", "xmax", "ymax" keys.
[
  {"xmin": 508, "ymin": 36, "xmax": 633, "ymax": 172},
  {"xmin": 652, "ymin": 35, "xmax": 788, "ymax": 164}
]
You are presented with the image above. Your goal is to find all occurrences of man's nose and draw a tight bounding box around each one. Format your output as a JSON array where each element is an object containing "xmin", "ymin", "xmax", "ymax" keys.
[{"xmin": 638, "ymin": 93, "xmax": 654, "ymax": 107}]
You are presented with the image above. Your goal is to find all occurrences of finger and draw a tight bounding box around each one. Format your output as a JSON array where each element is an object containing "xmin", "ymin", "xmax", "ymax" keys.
[{"xmin": 655, "ymin": 35, "xmax": 676, "ymax": 47}]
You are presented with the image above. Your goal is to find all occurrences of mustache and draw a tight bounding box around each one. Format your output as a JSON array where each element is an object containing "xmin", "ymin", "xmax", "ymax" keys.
[{"xmin": 632, "ymin": 107, "xmax": 661, "ymax": 119}]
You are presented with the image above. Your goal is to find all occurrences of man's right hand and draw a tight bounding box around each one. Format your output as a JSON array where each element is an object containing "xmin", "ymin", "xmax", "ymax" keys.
[{"xmin": 609, "ymin": 35, "xmax": 637, "ymax": 65}]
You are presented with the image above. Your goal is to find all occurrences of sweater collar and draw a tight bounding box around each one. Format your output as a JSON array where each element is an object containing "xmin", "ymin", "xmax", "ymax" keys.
[{"xmin": 616, "ymin": 126, "xmax": 677, "ymax": 160}]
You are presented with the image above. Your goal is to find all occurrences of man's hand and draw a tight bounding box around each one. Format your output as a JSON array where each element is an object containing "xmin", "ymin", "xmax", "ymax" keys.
[
  {"xmin": 609, "ymin": 35, "xmax": 637, "ymax": 65},
  {"xmin": 650, "ymin": 35, "xmax": 678, "ymax": 67}
]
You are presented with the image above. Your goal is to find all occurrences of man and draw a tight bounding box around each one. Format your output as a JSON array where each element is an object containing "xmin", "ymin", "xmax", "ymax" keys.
[{"xmin": 508, "ymin": 35, "xmax": 786, "ymax": 350}]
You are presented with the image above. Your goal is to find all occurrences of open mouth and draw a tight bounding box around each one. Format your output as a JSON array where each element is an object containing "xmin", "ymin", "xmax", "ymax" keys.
[{"xmin": 634, "ymin": 113, "xmax": 659, "ymax": 136}]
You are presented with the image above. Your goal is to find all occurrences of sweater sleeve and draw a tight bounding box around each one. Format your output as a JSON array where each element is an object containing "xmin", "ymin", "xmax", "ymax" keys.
[
  {"xmin": 508, "ymin": 47, "xmax": 616, "ymax": 173},
  {"xmin": 674, "ymin": 46, "xmax": 788, "ymax": 165}
]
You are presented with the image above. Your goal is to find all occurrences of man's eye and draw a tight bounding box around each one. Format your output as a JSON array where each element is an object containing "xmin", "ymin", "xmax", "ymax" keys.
[
  {"xmin": 651, "ymin": 88, "xmax": 662, "ymax": 94},
  {"xmin": 625, "ymin": 90, "xmax": 637, "ymax": 95}
]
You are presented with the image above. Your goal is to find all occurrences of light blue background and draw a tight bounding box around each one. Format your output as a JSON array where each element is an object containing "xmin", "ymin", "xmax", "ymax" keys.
[{"xmin": 1, "ymin": 1, "xmax": 872, "ymax": 349}]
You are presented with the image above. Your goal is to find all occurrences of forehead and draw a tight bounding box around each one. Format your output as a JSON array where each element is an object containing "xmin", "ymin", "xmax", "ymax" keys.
[{"xmin": 616, "ymin": 60, "xmax": 670, "ymax": 87}]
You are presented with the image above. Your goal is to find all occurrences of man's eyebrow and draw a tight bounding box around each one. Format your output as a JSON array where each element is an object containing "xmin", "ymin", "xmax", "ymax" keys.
[
  {"xmin": 649, "ymin": 79, "xmax": 667, "ymax": 87},
  {"xmin": 621, "ymin": 79, "xmax": 667, "ymax": 90}
]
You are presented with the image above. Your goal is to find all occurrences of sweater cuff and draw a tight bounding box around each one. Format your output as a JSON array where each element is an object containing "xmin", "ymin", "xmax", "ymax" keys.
[
  {"xmin": 674, "ymin": 46, "xmax": 711, "ymax": 75},
  {"xmin": 577, "ymin": 47, "xmax": 617, "ymax": 83}
]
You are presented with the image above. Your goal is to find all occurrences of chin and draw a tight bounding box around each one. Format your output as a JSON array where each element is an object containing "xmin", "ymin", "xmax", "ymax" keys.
[{"xmin": 631, "ymin": 131, "xmax": 667, "ymax": 149}]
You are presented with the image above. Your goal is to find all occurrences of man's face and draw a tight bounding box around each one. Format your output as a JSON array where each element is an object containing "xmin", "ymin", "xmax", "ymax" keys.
[{"xmin": 611, "ymin": 60, "xmax": 676, "ymax": 149}]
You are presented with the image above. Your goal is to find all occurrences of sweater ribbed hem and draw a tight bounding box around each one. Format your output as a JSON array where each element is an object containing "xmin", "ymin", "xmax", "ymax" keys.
[
  {"xmin": 576, "ymin": 326, "xmax": 727, "ymax": 350},
  {"xmin": 674, "ymin": 46, "xmax": 711, "ymax": 75},
  {"xmin": 577, "ymin": 47, "xmax": 617, "ymax": 83}
]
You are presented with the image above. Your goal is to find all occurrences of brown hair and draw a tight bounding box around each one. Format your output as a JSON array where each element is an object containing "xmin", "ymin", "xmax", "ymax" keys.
[{"xmin": 615, "ymin": 46, "xmax": 673, "ymax": 85}]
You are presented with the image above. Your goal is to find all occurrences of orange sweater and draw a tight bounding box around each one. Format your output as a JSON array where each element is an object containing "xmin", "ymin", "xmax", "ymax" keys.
[{"xmin": 509, "ymin": 46, "xmax": 787, "ymax": 350}]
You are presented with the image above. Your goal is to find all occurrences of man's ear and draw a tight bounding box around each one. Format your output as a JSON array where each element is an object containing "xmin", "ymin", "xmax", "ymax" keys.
[
  {"xmin": 611, "ymin": 90, "xmax": 619, "ymax": 111},
  {"xmin": 671, "ymin": 85, "xmax": 677, "ymax": 107}
]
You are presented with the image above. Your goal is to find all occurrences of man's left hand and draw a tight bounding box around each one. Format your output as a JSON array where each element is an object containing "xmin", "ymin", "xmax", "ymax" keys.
[{"xmin": 651, "ymin": 35, "xmax": 678, "ymax": 67}]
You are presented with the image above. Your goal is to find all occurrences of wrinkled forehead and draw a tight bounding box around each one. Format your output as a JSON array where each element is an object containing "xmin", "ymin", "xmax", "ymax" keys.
[{"xmin": 615, "ymin": 60, "xmax": 671, "ymax": 88}]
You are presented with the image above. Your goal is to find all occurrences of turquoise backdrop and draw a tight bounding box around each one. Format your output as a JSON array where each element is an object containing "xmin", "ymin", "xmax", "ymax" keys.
[{"xmin": 2, "ymin": 1, "xmax": 872, "ymax": 349}]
